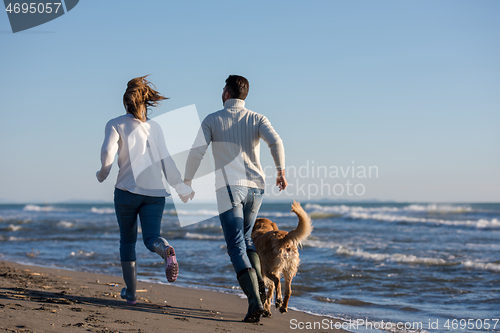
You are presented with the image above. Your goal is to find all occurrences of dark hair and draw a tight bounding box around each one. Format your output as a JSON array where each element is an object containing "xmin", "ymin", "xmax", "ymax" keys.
[
  {"xmin": 123, "ymin": 75, "xmax": 168, "ymax": 122},
  {"xmin": 225, "ymin": 75, "xmax": 249, "ymax": 100}
]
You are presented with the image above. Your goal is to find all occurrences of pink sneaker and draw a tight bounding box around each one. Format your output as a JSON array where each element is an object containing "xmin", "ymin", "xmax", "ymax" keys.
[{"xmin": 165, "ymin": 246, "xmax": 178, "ymax": 282}]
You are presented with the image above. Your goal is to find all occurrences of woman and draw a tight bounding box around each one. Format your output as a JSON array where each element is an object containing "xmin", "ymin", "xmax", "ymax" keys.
[{"xmin": 96, "ymin": 76, "xmax": 194, "ymax": 305}]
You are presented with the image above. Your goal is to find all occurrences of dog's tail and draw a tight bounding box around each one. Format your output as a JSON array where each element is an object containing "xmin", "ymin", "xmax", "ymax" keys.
[{"xmin": 284, "ymin": 201, "xmax": 313, "ymax": 246}]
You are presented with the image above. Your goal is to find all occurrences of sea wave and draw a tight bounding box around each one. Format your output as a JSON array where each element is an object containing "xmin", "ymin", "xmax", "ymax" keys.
[
  {"xmin": 175, "ymin": 209, "xmax": 219, "ymax": 216},
  {"xmin": 184, "ymin": 232, "xmax": 224, "ymax": 240},
  {"xmin": 336, "ymin": 247, "xmax": 449, "ymax": 266},
  {"xmin": 6, "ymin": 236, "xmax": 28, "ymax": 241},
  {"xmin": 258, "ymin": 211, "xmax": 295, "ymax": 217},
  {"xmin": 462, "ymin": 260, "xmax": 500, "ymax": 272},
  {"xmin": 303, "ymin": 204, "xmax": 499, "ymax": 228},
  {"xmin": 304, "ymin": 203, "xmax": 400, "ymax": 214},
  {"xmin": 334, "ymin": 246, "xmax": 500, "ymax": 272},
  {"xmin": 175, "ymin": 209, "xmax": 297, "ymax": 218},
  {"xmin": 57, "ymin": 221, "xmax": 75, "ymax": 228},
  {"xmin": 404, "ymin": 204, "xmax": 472, "ymax": 213},
  {"xmin": 163, "ymin": 209, "xmax": 219, "ymax": 216},
  {"xmin": 70, "ymin": 250, "xmax": 96, "ymax": 257},
  {"xmin": 5, "ymin": 224, "xmax": 22, "ymax": 232},
  {"xmin": 90, "ymin": 207, "xmax": 115, "ymax": 214},
  {"xmin": 23, "ymin": 204, "xmax": 66, "ymax": 212},
  {"xmin": 303, "ymin": 239, "xmax": 343, "ymax": 249},
  {"xmin": 305, "ymin": 203, "xmax": 476, "ymax": 215},
  {"xmin": 164, "ymin": 209, "xmax": 177, "ymax": 216},
  {"xmin": 314, "ymin": 296, "xmax": 375, "ymax": 307},
  {"xmin": 346, "ymin": 212, "xmax": 500, "ymax": 229}
]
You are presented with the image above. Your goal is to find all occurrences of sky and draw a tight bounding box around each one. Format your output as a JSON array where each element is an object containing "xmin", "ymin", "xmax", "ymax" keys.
[{"xmin": 0, "ymin": 0, "xmax": 499, "ymax": 203}]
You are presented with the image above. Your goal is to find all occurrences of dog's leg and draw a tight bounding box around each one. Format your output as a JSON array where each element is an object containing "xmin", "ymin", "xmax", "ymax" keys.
[
  {"xmin": 280, "ymin": 271, "xmax": 293, "ymax": 313},
  {"xmin": 268, "ymin": 273, "xmax": 282, "ymax": 309},
  {"xmin": 262, "ymin": 278, "xmax": 273, "ymax": 317}
]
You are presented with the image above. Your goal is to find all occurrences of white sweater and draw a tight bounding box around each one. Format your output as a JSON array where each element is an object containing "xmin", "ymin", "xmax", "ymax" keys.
[
  {"xmin": 96, "ymin": 114, "xmax": 193, "ymax": 197},
  {"xmin": 185, "ymin": 99, "xmax": 285, "ymax": 190}
]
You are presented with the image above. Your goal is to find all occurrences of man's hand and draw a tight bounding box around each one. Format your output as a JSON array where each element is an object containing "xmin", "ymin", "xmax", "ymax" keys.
[
  {"xmin": 180, "ymin": 179, "xmax": 194, "ymax": 203},
  {"xmin": 179, "ymin": 191, "xmax": 195, "ymax": 203},
  {"xmin": 276, "ymin": 169, "xmax": 288, "ymax": 191}
]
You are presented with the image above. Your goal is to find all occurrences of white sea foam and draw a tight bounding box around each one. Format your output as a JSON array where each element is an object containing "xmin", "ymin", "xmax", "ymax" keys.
[
  {"xmin": 70, "ymin": 250, "xmax": 95, "ymax": 257},
  {"xmin": 7, "ymin": 224, "xmax": 22, "ymax": 232},
  {"xmin": 164, "ymin": 209, "xmax": 177, "ymax": 216},
  {"xmin": 335, "ymin": 247, "xmax": 448, "ymax": 265},
  {"xmin": 404, "ymin": 204, "xmax": 472, "ymax": 213},
  {"xmin": 175, "ymin": 209, "xmax": 219, "ymax": 216},
  {"xmin": 163, "ymin": 208, "xmax": 220, "ymax": 218},
  {"xmin": 476, "ymin": 218, "xmax": 500, "ymax": 228},
  {"xmin": 23, "ymin": 204, "xmax": 64, "ymax": 212},
  {"xmin": 303, "ymin": 239, "xmax": 343, "ymax": 249},
  {"xmin": 303, "ymin": 203, "xmax": 497, "ymax": 228},
  {"xmin": 465, "ymin": 242, "xmax": 500, "ymax": 250},
  {"xmin": 305, "ymin": 203, "xmax": 400, "ymax": 214},
  {"xmin": 164, "ymin": 209, "xmax": 298, "ymax": 219},
  {"xmin": 462, "ymin": 260, "xmax": 500, "ymax": 272},
  {"xmin": 332, "ymin": 245, "xmax": 500, "ymax": 272},
  {"xmin": 57, "ymin": 221, "xmax": 74, "ymax": 228},
  {"xmin": 194, "ymin": 222, "xmax": 221, "ymax": 229},
  {"xmin": 7, "ymin": 236, "xmax": 26, "ymax": 241},
  {"xmin": 346, "ymin": 211, "xmax": 500, "ymax": 228},
  {"xmin": 90, "ymin": 207, "xmax": 115, "ymax": 214},
  {"xmin": 258, "ymin": 211, "xmax": 295, "ymax": 217},
  {"xmin": 185, "ymin": 232, "xmax": 224, "ymax": 240},
  {"xmin": 305, "ymin": 203, "xmax": 475, "ymax": 215}
]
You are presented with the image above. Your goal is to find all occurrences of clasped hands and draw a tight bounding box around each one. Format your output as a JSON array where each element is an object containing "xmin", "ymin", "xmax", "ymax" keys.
[{"xmin": 178, "ymin": 179, "xmax": 194, "ymax": 203}]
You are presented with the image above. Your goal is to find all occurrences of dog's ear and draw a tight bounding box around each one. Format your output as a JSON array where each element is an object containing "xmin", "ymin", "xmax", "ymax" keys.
[{"xmin": 271, "ymin": 222, "xmax": 279, "ymax": 231}]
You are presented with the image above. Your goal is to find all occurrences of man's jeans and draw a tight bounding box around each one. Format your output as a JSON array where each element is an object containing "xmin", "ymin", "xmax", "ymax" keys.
[
  {"xmin": 114, "ymin": 188, "xmax": 166, "ymax": 262},
  {"xmin": 217, "ymin": 186, "xmax": 265, "ymax": 274}
]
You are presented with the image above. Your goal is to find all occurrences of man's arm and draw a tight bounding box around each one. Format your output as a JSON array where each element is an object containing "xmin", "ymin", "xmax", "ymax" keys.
[
  {"xmin": 276, "ymin": 169, "xmax": 288, "ymax": 191},
  {"xmin": 258, "ymin": 115, "xmax": 287, "ymax": 191},
  {"xmin": 154, "ymin": 123, "xmax": 194, "ymax": 198},
  {"xmin": 184, "ymin": 116, "xmax": 212, "ymax": 184}
]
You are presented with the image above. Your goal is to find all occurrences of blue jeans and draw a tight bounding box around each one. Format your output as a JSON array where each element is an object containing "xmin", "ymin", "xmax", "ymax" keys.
[
  {"xmin": 114, "ymin": 188, "xmax": 166, "ymax": 262},
  {"xmin": 218, "ymin": 186, "xmax": 264, "ymax": 274}
]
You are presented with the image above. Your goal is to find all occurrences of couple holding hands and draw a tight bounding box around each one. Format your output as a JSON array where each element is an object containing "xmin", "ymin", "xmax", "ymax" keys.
[{"xmin": 96, "ymin": 75, "xmax": 287, "ymax": 322}]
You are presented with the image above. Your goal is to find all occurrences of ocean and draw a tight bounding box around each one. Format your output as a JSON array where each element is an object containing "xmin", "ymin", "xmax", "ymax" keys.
[{"xmin": 0, "ymin": 202, "xmax": 499, "ymax": 333}]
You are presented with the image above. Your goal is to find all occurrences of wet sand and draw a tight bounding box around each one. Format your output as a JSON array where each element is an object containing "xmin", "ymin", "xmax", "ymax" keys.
[{"xmin": 0, "ymin": 260, "xmax": 348, "ymax": 333}]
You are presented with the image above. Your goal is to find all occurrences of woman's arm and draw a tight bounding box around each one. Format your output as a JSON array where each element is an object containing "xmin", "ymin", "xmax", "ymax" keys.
[{"xmin": 96, "ymin": 121, "xmax": 119, "ymax": 182}]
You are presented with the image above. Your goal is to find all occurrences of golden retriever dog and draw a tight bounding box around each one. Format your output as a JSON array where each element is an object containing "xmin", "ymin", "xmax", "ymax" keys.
[{"xmin": 251, "ymin": 201, "xmax": 313, "ymax": 316}]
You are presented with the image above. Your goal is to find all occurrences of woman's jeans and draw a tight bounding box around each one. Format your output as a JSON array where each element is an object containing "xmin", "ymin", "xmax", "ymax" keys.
[
  {"xmin": 114, "ymin": 188, "xmax": 166, "ymax": 262},
  {"xmin": 217, "ymin": 186, "xmax": 264, "ymax": 274}
]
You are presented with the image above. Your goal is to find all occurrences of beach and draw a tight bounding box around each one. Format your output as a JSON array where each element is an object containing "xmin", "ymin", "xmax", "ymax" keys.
[
  {"xmin": 0, "ymin": 260, "xmax": 348, "ymax": 333},
  {"xmin": 1, "ymin": 202, "xmax": 499, "ymax": 333}
]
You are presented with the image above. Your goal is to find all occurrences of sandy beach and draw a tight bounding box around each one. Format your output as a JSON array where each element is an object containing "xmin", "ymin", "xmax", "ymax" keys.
[{"xmin": 0, "ymin": 260, "xmax": 348, "ymax": 333}]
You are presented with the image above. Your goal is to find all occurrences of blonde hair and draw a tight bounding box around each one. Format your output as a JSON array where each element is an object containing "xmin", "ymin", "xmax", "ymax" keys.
[{"xmin": 123, "ymin": 75, "xmax": 168, "ymax": 122}]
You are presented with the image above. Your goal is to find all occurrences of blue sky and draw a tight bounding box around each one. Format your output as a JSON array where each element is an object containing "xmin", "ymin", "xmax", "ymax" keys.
[{"xmin": 0, "ymin": 0, "xmax": 499, "ymax": 203}]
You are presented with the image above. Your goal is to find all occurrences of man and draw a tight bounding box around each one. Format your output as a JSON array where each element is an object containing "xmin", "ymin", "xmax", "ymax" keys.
[{"xmin": 184, "ymin": 75, "xmax": 287, "ymax": 322}]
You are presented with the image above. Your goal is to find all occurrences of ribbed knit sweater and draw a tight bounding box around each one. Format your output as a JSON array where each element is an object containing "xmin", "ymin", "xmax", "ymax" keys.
[{"xmin": 184, "ymin": 99, "xmax": 285, "ymax": 190}]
